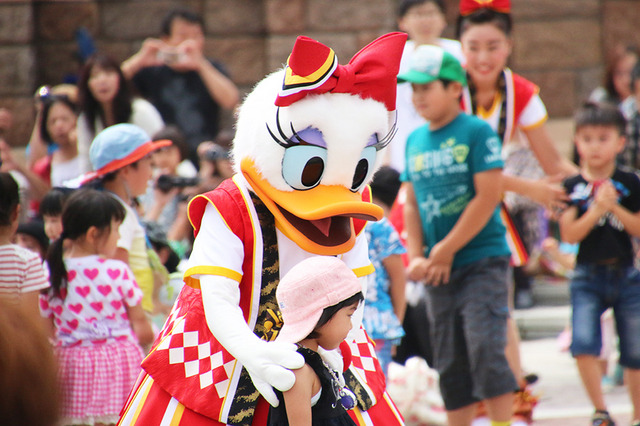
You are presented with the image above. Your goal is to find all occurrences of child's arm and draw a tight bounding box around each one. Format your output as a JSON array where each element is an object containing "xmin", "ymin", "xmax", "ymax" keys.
[
  {"xmin": 282, "ymin": 363, "xmax": 318, "ymax": 426},
  {"xmin": 609, "ymin": 186, "xmax": 640, "ymax": 238},
  {"xmin": 425, "ymin": 168, "xmax": 504, "ymax": 286},
  {"xmin": 402, "ymin": 182, "xmax": 429, "ymax": 282},
  {"xmin": 558, "ymin": 181, "xmax": 617, "ymax": 244},
  {"xmin": 502, "ymin": 174, "xmax": 568, "ymax": 211},
  {"xmin": 125, "ymin": 303, "xmax": 154, "ymax": 346},
  {"xmin": 382, "ymin": 254, "xmax": 407, "ymax": 323}
]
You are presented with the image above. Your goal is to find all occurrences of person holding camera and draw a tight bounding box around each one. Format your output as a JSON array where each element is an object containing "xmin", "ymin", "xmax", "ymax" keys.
[
  {"xmin": 121, "ymin": 7, "xmax": 239, "ymax": 165},
  {"xmin": 196, "ymin": 136, "xmax": 234, "ymax": 192},
  {"xmin": 144, "ymin": 126, "xmax": 200, "ymax": 258}
]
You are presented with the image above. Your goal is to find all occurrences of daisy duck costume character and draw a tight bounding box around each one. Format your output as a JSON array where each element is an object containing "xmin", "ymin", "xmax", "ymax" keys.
[{"xmin": 118, "ymin": 32, "xmax": 407, "ymax": 426}]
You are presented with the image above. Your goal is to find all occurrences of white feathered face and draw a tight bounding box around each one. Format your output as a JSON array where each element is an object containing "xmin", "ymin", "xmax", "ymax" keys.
[{"xmin": 231, "ymin": 70, "xmax": 396, "ymax": 255}]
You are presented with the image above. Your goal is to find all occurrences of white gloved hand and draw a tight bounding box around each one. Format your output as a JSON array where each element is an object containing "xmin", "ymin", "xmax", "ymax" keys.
[{"xmin": 200, "ymin": 275, "xmax": 304, "ymax": 407}]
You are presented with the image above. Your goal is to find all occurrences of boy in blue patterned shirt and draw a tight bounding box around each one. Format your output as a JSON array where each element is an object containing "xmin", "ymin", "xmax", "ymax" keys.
[
  {"xmin": 363, "ymin": 166, "xmax": 407, "ymax": 376},
  {"xmin": 399, "ymin": 45, "xmax": 515, "ymax": 426}
]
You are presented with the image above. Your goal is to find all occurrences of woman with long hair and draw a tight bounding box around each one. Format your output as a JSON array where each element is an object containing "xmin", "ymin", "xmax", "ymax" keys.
[{"xmin": 76, "ymin": 53, "xmax": 164, "ymax": 173}]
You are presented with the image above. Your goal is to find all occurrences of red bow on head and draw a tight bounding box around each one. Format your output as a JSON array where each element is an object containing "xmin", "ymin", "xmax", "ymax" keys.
[
  {"xmin": 275, "ymin": 32, "xmax": 407, "ymax": 112},
  {"xmin": 459, "ymin": 0, "xmax": 511, "ymax": 16}
]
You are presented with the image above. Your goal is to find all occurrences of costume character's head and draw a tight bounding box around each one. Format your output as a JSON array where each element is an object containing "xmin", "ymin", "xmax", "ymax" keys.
[{"xmin": 232, "ymin": 33, "xmax": 406, "ymax": 255}]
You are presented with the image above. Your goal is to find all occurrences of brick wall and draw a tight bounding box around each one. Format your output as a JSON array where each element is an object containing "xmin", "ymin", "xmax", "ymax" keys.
[{"xmin": 1, "ymin": 0, "xmax": 640, "ymax": 147}]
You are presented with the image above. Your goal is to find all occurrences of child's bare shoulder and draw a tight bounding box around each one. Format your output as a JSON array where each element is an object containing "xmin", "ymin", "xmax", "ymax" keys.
[{"xmin": 292, "ymin": 362, "xmax": 316, "ymax": 382}]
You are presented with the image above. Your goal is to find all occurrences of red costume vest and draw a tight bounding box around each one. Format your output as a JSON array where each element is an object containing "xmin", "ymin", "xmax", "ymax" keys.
[{"xmin": 139, "ymin": 177, "xmax": 397, "ymax": 425}]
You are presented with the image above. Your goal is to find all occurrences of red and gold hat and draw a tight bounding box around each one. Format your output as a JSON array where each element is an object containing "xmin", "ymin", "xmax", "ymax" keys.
[
  {"xmin": 459, "ymin": 0, "xmax": 511, "ymax": 16},
  {"xmin": 275, "ymin": 32, "xmax": 407, "ymax": 112}
]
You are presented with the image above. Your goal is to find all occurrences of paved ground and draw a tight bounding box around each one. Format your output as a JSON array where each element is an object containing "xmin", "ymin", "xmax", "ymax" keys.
[
  {"xmin": 390, "ymin": 276, "xmax": 636, "ymax": 425},
  {"xmin": 515, "ymin": 277, "xmax": 633, "ymax": 425},
  {"xmin": 522, "ymin": 337, "xmax": 632, "ymax": 425}
]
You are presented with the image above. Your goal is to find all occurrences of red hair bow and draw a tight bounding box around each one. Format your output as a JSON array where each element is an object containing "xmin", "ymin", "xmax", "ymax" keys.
[
  {"xmin": 459, "ymin": 0, "xmax": 511, "ymax": 16},
  {"xmin": 275, "ymin": 32, "xmax": 407, "ymax": 112}
]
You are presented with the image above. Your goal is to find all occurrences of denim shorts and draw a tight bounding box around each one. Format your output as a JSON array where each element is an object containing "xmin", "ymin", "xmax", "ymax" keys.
[
  {"xmin": 570, "ymin": 263, "xmax": 640, "ymax": 368},
  {"xmin": 425, "ymin": 256, "xmax": 517, "ymax": 410}
]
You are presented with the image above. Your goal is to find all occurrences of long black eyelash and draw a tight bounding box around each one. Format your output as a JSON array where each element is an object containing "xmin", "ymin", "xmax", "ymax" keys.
[
  {"xmin": 266, "ymin": 107, "xmax": 299, "ymax": 148},
  {"xmin": 372, "ymin": 112, "xmax": 398, "ymax": 151},
  {"xmin": 267, "ymin": 107, "xmax": 396, "ymax": 150}
]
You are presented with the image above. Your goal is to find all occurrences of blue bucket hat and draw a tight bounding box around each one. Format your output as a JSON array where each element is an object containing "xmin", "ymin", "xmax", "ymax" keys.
[{"xmin": 83, "ymin": 123, "xmax": 171, "ymax": 182}]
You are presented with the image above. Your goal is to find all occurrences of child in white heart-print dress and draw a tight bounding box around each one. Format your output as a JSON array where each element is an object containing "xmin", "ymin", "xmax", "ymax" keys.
[{"xmin": 40, "ymin": 189, "xmax": 154, "ymax": 426}]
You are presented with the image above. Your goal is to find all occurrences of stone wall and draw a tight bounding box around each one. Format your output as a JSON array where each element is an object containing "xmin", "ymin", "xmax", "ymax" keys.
[{"xmin": 1, "ymin": 0, "xmax": 640, "ymax": 147}]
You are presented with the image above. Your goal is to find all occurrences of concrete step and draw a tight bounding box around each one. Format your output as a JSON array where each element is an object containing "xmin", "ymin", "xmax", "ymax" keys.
[{"xmin": 514, "ymin": 276, "xmax": 571, "ymax": 340}]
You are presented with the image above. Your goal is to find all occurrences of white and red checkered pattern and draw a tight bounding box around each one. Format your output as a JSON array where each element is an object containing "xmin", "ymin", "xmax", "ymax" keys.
[
  {"xmin": 349, "ymin": 326, "xmax": 381, "ymax": 375},
  {"xmin": 142, "ymin": 286, "xmax": 243, "ymax": 420},
  {"xmin": 154, "ymin": 316, "xmax": 236, "ymax": 395},
  {"xmin": 346, "ymin": 326, "xmax": 387, "ymax": 403}
]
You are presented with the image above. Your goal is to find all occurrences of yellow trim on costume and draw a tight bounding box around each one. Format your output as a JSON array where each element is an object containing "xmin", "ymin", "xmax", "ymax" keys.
[
  {"xmin": 352, "ymin": 264, "xmax": 375, "ymax": 278},
  {"xmin": 184, "ymin": 265, "xmax": 242, "ymax": 282},
  {"xmin": 284, "ymin": 50, "xmax": 335, "ymax": 86},
  {"xmin": 187, "ymin": 193, "xmax": 235, "ymax": 236},
  {"xmin": 170, "ymin": 402, "xmax": 185, "ymax": 425},
  {"xmin": 130, "ymin": 375, "xmax": 154, "ymax": 424},
  {"xmin": 476, "ymin": 92, "xmax": 502, "ymax": 119},
  {"xmin": 519, "ymin": 114, "xmax": 548, "ymax": 131},
  {"xmin": 383, "ymin": 391, "xmax": 405, "ymax": 424},
  {"xmin": 351, "ymin": 406, "xmax": 367, "ymax": 425}
]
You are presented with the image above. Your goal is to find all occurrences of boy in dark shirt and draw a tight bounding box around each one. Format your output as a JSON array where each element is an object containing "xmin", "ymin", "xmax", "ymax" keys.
[{"xmin": 559, "ymin": 102, "xmax": 640, "ymax": 426}]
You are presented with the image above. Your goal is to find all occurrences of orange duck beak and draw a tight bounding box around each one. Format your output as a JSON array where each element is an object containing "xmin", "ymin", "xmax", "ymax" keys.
[{"xmin": 241, "ymin": 157, "xmax": 383, "ymax": 255}]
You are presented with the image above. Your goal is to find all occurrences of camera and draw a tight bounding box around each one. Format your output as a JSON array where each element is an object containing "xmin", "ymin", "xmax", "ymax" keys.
[
  {"xmin": 202, "ymin": 144, "xmax": 230, "ymax": 162},
  {"xmin": 34, "ymin": 85, "xmax": 51, "ymax": 101},
  {"xmin": 157, "ymin": 49, "xmax": 182, "ymax": 65},
  {"xmin": 155, "ymin": 174, "xmax": 200, "ymax": 193}
]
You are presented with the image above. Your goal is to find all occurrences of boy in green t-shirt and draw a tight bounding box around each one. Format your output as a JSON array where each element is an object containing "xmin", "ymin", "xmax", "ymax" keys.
[{"xmin": 399, "ymin": 45, "xmax": 516, "ymax": 426}]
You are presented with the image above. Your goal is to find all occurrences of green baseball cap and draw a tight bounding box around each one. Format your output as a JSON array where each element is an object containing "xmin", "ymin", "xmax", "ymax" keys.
[{"xmin": 397, "ymin": 45, "xmax": 466, "ymax": 85}]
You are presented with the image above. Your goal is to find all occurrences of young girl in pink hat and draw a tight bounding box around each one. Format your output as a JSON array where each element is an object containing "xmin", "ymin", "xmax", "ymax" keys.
[{"xmin": 269, "ymin": 256, "xmax": 363, "ymax": 426}]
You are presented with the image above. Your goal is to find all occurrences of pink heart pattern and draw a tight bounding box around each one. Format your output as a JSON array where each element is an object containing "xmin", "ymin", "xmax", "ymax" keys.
[
  {"xmin": 107, "ymin": 269, "xmax": 120, "ymax": 280},
  {"xmin": 83, "ymin": 268, "xmax": 99, "ymax": 280},
  {"xmin": 75, "ymin": 286, "xmax": 90, "ymax": 298},
  {"xmin": 50, "ymin": 263, "xmax": 138, "ymax": 344}
]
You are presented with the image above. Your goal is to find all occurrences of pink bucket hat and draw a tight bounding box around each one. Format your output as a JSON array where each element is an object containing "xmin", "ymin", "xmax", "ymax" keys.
[{"xmin": 275, "ymin": 256, "xmax": 362, "ymax": 344}]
